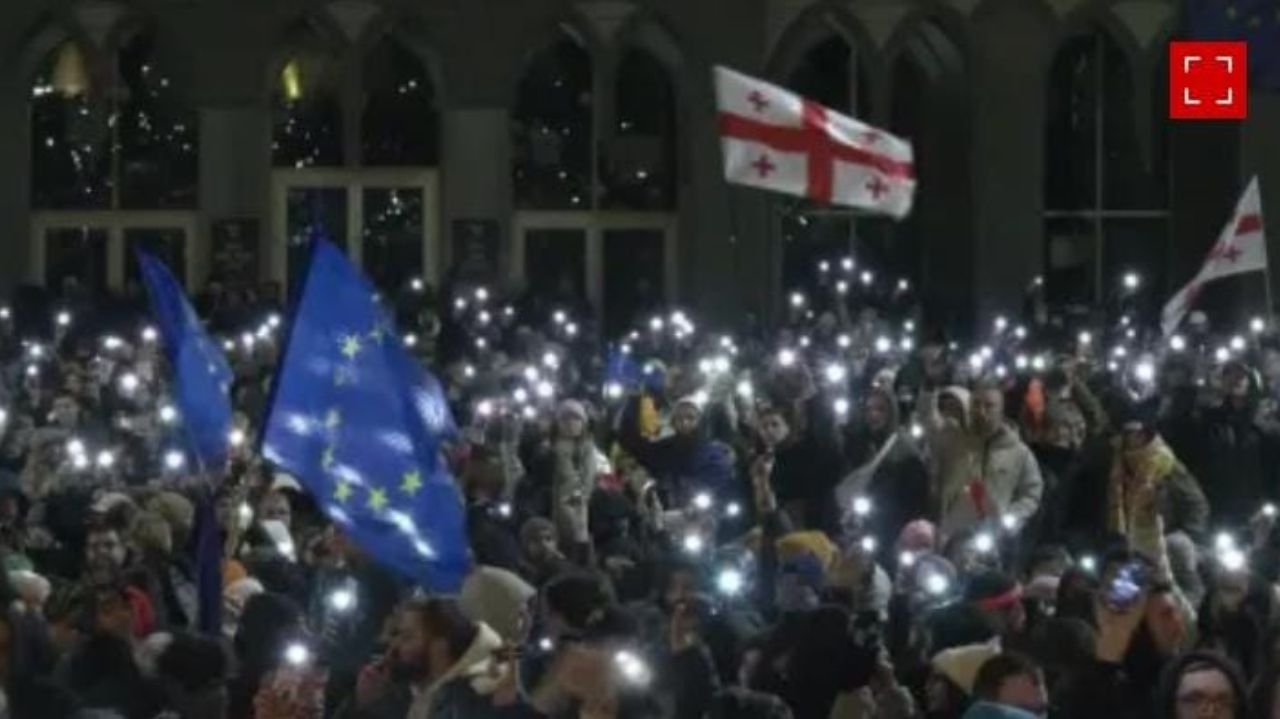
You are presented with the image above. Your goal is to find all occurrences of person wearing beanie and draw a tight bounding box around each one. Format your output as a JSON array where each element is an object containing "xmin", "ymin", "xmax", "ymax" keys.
[
  {"xmin": 517, "ymin": 517, "xmax": 574, "ymax": 588},
  {"xmin": 1107, "ymin": 408, "xmax": 1209, "ymax": 586},
  {"xmin": 616, "ymin": 388, "xmax": 737, "ymax": 509},
  {"xmin": 1179, "ymin": 358, "xmax": 1276, "ymax": 528},
  {"xmin": 548, "ymin": 399, "xmax": 606, "ymax": 564}
]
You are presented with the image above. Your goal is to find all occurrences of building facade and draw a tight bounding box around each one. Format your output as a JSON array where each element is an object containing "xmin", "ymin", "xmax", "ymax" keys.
[{"xmin": 0, "ymin": 0, "xmax": 1276, "ymax": 334}]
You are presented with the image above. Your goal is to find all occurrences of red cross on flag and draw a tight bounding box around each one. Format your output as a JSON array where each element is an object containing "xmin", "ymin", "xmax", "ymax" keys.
[
  {"xmin": 713, "ymin": 66, "xmax": 915, "ymax": 219},
  {"xmin": 1161, "ymin": 176, "xmax": 1267, "ymax": 336}
]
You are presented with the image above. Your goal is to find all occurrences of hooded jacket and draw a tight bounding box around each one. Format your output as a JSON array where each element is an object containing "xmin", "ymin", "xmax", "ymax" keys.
[
  {"xmin": 1153, "ymin": 651, "xmax": 1249, "ymax": 719},
  {"xmin": 1107, "ymin": 435, "xmax": 1210, "ymax": 570},
  {"xmin": 918, "ymin": 390, "xmax": 1043, "ymax": 538},
  {"xmin": 839, "ymin": 387, "xmax": 932, "ymax": 543},
  {"xmin": 408, "ymin": 621, "xmax": 508, "ymax": 719},
  {"xmin": 459, "ymin": 567, "xmax": 536, "ymax": 644}
]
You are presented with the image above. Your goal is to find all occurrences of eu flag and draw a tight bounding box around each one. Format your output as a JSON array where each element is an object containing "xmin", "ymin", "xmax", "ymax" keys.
[
  {"xmin": 1186, "ymin": 0, "xmax": 1280, "ymax": 90},
  {"xmin": 262, "ymin": 240, "xmax": 469, "ymax": 591},
  {"xmin": 137, "ymin": 252, "xmax": 234, "ymax": 468}
]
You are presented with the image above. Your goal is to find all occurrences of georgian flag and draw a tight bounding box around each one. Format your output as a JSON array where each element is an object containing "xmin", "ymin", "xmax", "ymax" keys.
[
  {"xmin": 1162, "ymin": 176, "xmax": 1268, "ymax": 336},
  {"xmin": 713, "ymin": 66, "xmax": 916, "ymax": 219}
]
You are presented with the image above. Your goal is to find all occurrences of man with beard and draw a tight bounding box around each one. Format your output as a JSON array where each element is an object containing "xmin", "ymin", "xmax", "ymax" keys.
[
  {"xmin": 345, "ymin": 597, "xmax": 515, "ymax": 719},
  {"xmin": 920, "ymin": 383, "xmax": 1044, "ymax": 540}
]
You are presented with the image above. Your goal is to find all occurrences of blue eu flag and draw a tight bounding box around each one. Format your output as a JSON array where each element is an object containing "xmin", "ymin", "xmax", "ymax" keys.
[
  {"xmin": 137, "ymin": 252, "xmax": 234, "ymax": 469},
  {"xmin": 262, "ymin": 240, "xmax": 469, "ymax": 591},
  {"xmin": 1186, "ymin": 0, "xmax": 1280, "ymax": 90}
]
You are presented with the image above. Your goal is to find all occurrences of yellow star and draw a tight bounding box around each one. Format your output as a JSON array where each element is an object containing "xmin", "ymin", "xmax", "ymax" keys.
[
  {"xmin": 321, "ymin": 446, "xmax": 336, "ymax": 469},
  {"xmin": 401, "ymin": 469, "xmax": 423, "ymax": 496},
  {"xmin": 335, "ymin": 366, "xmax": 354, "ymax": 387},
  {"xmin": 367, "ymin": 487, "xmax": 388, "ymax": 512},
  {"xmin": 1249, "ymin": 14, "xmax": 1261, "ymax": 27},
  {"xmin": 1226, "ymin": 5, "xmax": 1237, "ymax": 20},
  {"xmin": 325, "ymin": 408, "xmax": 342, "ymax": 430},
  {"xmin": 369, "ymin": 320, "xmax": 391, "ymax": 345},
  {"xmin": 341, "ymin": 334, "xmax": 363, "ymax": 360},
  {"xmin": 334, "ymin": 481, "xmax": 353, "ymax": 503}
]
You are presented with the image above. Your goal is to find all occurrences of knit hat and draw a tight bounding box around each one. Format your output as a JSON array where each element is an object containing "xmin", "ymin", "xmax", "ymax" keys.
[
  {"xmin": 459, "ymin": 566, "xmax": 536, "ymax": 643},
  {"xmin": 776, "ymin": 531, "xmax": 838, "ymax": 573},
  {"xmin": 964, "ymin": 570, "xmax": 1022, "ymax": 608},
  {"xmin": 932, "ymin": 641, "xmax": 1002, "ymax": 694},
  {"xmin": 557, "ymin": 400, "xmax": 588, "ymax": 422}
]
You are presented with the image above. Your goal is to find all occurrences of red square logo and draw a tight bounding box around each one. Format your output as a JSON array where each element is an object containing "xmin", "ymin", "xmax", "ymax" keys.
[{"xmin": 1169, "ymin": 41, "xmax": 1248, "ymax": 120}]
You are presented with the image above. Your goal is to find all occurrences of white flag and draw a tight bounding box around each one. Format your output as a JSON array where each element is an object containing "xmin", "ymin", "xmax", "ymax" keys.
[
  {"xmin": 1162, "ymin": 177, "xmax": 1267, "ymax": 335},
  {"xmin": 713, "ymin": 66, "xmax": 916, "ymax": 219}
]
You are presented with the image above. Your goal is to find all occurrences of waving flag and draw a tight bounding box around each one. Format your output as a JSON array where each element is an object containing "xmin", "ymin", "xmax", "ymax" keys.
[
  {"xmin": 1162, "ymin": 177, "xmax": 1267, "ymax": 335},
  {"xmin": 1186, "ymin": 0, "xmax": 1280, "ymax": 90},
  {"xmin": 262, "ymin": 240, "xmax": 468, "ymax": 591},
  {"xmin": 714, "ymin": 66, "xmax": 915, "ymax": 218},
  {"xmin": 137, "ymin": 252, "xmax": 234, "ymax": 469}
]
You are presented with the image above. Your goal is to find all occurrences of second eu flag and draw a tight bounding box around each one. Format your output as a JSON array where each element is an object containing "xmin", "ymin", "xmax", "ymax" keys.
[
  {"xmin": 137, "ymin": 252, "xmax": 234, "ymax": 469},
  {"xmin": 262, "ymin": 240, "xmax": 469, "ymax": 592}
]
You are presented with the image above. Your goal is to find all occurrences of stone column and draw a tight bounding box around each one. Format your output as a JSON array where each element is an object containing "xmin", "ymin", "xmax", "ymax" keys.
[
  {"xmin": 1241, "ymin": 90, "xmax": 1280, "ymax": 310},
  {"xmin": 0, "ymin": 78, "xmax": 33, "ymax": 290},
  {"xmin": 440, "ymin": 107, "xmax": 513, "ymax": 282},
  {"xmin": 197, "ymin": 104, "xmax": 272, "ymax": 286},
  {"xmin": 967, "ymin": 5, "xmax": 1053, "ymax": 325}
]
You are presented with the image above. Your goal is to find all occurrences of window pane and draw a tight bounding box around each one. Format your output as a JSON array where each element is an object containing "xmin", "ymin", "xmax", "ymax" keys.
[
  {"xmin": 603, "ymin": 229, "xmax": 665, "ymax": 337},
  {"xmin": 273, "ymin": 55, "xmax": 343, "ymax": 168},
  {"xmin": 524, "ymin": 229, "xmax": 586, "ymax": 309},
  {"xmin": 361, "ymin": 40, "xmax": 437, "ymax": 166},
  {"xmin": 512, "ymin": 37, "xmax": 593, "ymax": 210},
  {"xmin": 1045, "ymin": 35, "xmax": 1100, "ymax": 211},
  {"xmin": 781, "ymin": 211, "xmax": 854, "ymax": 297},
  {"xmin": 30, "ymin": 43, "xmax": 112, "ymax": 209},
  {"xmin": 1103, "ymin": 218, "xmax": 1168, "ymax": 304},
  {"xmin": 1044, "ymin": 217, "xmax": 1097, "ymax": 306},
  {"xmin": 286, "ymin": 187, "xmax": 348, "ymax": 291},
  {"xmin": 786, "ymin": 37, "xmax": 873, "ymax": 115},
  {"xmin": 125, "ymin": 227, "xmax": 187, "ymax": 288},
  {"xmin": 1100, "ymin": 37, "xmax": 1161, "ymax": 210},
  {"xmin": 362, "ymin": 187, "xmax": 424, "ymax": 294},
  {"xmin": 117, "ymin": 32, "xmax": 198, "ymax": 209},
  {"xmin": 46, "ymin": 227, "xmax": 108, "ymax": 293},
  {"xmin": 602, "ymin": 50, "xmax": 676, "ymax": 210}
]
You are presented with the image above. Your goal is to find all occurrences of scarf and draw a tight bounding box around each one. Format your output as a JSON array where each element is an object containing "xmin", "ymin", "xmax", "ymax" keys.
[{"xmin": 1107, "ymin": 436, "xmax": 1177, "ymax": 537}]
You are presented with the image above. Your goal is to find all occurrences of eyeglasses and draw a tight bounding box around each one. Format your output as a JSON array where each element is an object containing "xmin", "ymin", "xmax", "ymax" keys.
[{"xmin": 1177, "ymin": 692, "xmax": 1235, "ymax": 713}]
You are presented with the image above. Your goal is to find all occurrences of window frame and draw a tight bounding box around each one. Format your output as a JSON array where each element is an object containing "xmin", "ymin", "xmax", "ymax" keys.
[
  {"xmin": 1043, "ymin": 32, "xmax": 1170, "ymax": 305},
  {"xmin": 30, "ymin": 209, "xmax": 200, "ymax": 290},
  {"xmin": 269, "ymin": 167, "xmax": 440, "ymax": 295}
]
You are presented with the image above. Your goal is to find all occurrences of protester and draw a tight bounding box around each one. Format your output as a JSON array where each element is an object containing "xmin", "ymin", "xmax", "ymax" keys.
[{"xmin": 3, "ymin": 240, "xmax": 1280, "ymax": 719}]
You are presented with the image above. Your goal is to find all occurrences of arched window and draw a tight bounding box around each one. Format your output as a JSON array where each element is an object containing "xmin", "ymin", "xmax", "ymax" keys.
[
  {"xmin": 272, "ymin": 50, "xmax": 343, "ymax": 168},
  {"xmin": 511, "ymin": 28, "xmax": 679, "ymax": 337},
  {"xmin": 361, "ymin": 38, "xmax": 438, "ymax": 166},
  {"xmin": 271, "ymin": 31, "xmax": 440, "ymax": 296},
  {"xmin": 601, "ymin": 49, "xmax": 676, "ymax": 210},
  {"xmin": 31, "ymin": 29, "xmax": 199, "ymax": 293},
  {"xmin": 885, "ymin": 20, "xmax": 970, "ymax": 326},
  {"xmin": 779, "ymin": 34, "xmax": 874, "ymax": 298},
  {"xmin": 512, "ymin": 34, "xmax": 593, "ymax": 210},
  {"xmin": 1044, "ymin": 29, "xmax": 1168, "ymax": 307},
  {"xmin": 32, "ymin": 33, "xmax": 198, "ymax": 210}
]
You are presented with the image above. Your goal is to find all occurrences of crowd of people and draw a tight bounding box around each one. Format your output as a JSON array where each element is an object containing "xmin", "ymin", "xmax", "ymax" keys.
[{"xmin": 0, "ymin": 259, "xmax": 1279, "ymax": 719}]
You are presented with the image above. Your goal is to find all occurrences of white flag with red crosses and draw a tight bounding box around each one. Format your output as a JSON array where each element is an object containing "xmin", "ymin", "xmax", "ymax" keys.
[
  {"xmin": 713, "ymin": 66, "xmax": 916, "ymax": 218},
  {"xmin": 1162, "ymin": 176, "xmax": 1268, "ymax": 336}
]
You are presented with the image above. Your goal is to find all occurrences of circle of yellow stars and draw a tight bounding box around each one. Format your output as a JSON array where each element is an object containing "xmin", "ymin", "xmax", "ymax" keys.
[{"xmin": 324, "ymin": 323, "xmax": 427, "ymax": 515}]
